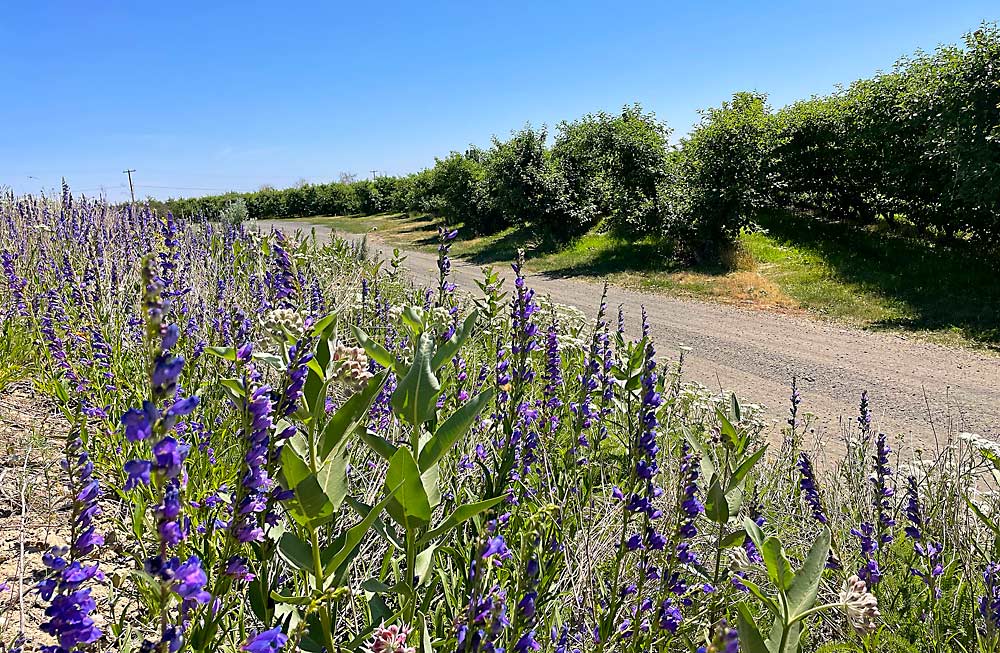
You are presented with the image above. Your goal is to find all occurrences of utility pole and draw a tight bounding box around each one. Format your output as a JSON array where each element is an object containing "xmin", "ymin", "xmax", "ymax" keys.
[
  {"xmin": 123, "ymin": 169, "xmax": 136, "ymax": 204},
  {"xmin": 370, "ymin": 170, "xmax": 378, "ymax": 181}
]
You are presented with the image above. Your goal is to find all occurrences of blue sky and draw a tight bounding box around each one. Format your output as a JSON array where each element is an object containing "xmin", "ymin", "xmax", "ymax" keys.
[{"xmin": 2, "ymin": 1, "xmax": 996, "ymax": 202}]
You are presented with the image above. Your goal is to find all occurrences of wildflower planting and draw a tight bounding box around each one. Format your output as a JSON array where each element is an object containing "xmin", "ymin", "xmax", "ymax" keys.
[{"xmin": 3, "ymin": 187, "xmax": 1000, "ymax": 653}]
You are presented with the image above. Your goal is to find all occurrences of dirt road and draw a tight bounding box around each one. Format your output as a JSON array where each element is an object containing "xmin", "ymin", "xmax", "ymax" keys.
[{"xmin": 263, "ymin": 220, "xmax": 999, "ymax": 452}]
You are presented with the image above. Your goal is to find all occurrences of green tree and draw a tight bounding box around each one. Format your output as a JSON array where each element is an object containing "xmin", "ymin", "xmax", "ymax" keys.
[
  {"xmin": 554, "ymin": 104, "xmax": 671, "ymax": 238},
  {"xmin": 665, "ymin": 91, "xmax": 776, "ymax": 256}
]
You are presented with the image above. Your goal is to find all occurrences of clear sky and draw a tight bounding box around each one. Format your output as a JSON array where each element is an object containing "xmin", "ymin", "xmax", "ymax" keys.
[{"xmin": 2, "ymin": 1, "xmax": 997, "ymax": 202}]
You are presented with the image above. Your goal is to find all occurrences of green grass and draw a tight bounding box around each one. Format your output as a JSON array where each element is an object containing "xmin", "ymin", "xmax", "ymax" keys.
[
  {"xmin": 278, "ymin": 212, "xmax": 1000, "ymax": 351},
  {"xmin": 746, "ymin": 211, "xmax": 999, "ymax": 348}
]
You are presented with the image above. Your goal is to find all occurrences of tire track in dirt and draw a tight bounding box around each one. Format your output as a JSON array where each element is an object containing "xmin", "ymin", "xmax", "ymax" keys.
[{"xmin": 262, "ymin": 220, "xmax": 1000, "ymax": 452}]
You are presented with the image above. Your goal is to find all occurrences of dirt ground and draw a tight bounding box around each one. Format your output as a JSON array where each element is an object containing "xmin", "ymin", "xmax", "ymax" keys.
[
  {"xmin": 262, "ymin": 219, "xmax": 1000, "ymax": 455},
  {"xmin": 0, "ymin": 382, "xmax": 72, "ymax": 646}
]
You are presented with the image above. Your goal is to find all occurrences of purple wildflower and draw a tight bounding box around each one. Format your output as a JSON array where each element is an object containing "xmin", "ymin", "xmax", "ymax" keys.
[
  {"xmin": 858, "ymin": 390, "xmax": 872, "ymax": 434},
  {"xmin": 871, "ymin": 432, "xmax": 895, "ymax": 543},
  {"xmin": 850, "ymin": 522, "xmax": 882, "ymax": 586},
  {"xmin": 788, "ymin": 376, "xmax": 801, "ymax": 430},
  {"xmin": 904, "ymin": 476, "xmax": 922, "ymax": 540},
  {"xmin": 242, "ymin": 627, "xmax": 288, "ymax": 653},
  {"xmin": 797, "ymin": 453, "xmax": 827, "ymax": 524},
  {"xmin": 980, "ymin": 563, "xmax": 1000, "ymax": 637}
]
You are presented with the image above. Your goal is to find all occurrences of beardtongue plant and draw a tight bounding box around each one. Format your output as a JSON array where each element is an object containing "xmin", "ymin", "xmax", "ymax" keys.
[{"xmin": 117, "ymin": 257, "xmax": 210, "ymax": 653}]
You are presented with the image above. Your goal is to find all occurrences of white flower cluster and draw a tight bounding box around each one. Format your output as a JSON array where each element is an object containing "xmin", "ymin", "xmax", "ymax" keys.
[
  {"xmin": 263, "ymin": 308, "xmax": 304, "ymax": 341},
  {"xmin": 331, "ymin": 344, "xmax": 373, "ymax": 394},
  {"xmin": 676, "ymin": 381, "xmax": 768, "ymax": 432},
  {"xmin": 536, "ymin": 296, "xmax": 590, "ymax": 351},
  {"xmin": 840, "ymin": 575, "xmax": 880, "ymax": 634},
  {"xmin": 387, "ymin": 304, "xmax": 454, "ymax": 333},
  {"xmin": 959, "ymin": 432, "xmax": 1000, "ymax": 457}
]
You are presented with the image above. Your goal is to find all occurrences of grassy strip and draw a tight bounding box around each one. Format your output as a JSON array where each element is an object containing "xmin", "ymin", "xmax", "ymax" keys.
[{"xmin": 279, "ymin": 212, "xmax": 999, "ymax": 350}]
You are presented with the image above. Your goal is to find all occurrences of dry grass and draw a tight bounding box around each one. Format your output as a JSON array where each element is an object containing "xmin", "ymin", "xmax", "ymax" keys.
[{"xmin": 0, "ymin": 382, "xmax": 70, "ymax": 644}]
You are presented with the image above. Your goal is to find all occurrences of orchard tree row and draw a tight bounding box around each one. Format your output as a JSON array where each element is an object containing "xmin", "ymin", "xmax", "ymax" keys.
[{"xmin": 162, "ymin": 23, "xmax": 1000, "ymax": 259}]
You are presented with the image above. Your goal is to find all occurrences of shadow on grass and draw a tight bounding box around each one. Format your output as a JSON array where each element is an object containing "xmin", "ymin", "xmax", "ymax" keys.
[
  {"xmin": 756, "ymin": 211, "xmax": 1000, "ymax": 346},
  {"xmin": 415, "ymin": 222, "xmax": 551, "ymax": 264},
  {"xmin": 391, "ymin": 213, "xmax": 438, "ymax": 239},
  {"xmin": 532, "ymin": 235, "xmax": 736, "ymax": 280}
]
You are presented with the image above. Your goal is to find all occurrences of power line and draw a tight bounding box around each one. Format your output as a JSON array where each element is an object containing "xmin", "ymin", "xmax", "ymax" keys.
[{"xmin": 135, "ymin": 184, "xmax": 236, "ymax": 192}]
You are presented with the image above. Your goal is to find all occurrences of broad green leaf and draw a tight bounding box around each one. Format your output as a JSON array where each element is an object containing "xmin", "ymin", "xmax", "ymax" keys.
[
  {"xmin": 359, "ymin": 428, "xmax": 398, "ymax": 460},
  {"xmin": 288, "ymin": 431, "xmax": 312, "ymax": 461},
  {"xmin": 721, "ymin": 528, "xmax": 746, "ymax": 548},
  {"xmin": 276, "ymin": 531, "xmax": 314, "ymax": 572},
  {"xmin": 325, "ymin": 490, "xmax": 399, "ymax": 576},
  {"xmin": 767, "ymin": 620, "xmax": 801, "ymax": 653},
  {"xmin": 705, "ymin": 475, "xmax": 730, "ymax": 524},
  {"xmin": 729, "ymin": 445, "xmax": 768, "ymax": 492},
  {"xmin": 360, "ymin": 578, "xmax": 393, "ymax": 593},
  {"xmin": 786, "ymin": 527, "xmax": 832, "ymax": 622},
  {"xmin": 736, "ymin": 603, "xmax": 771, "ymax": 653},
  {"xmin": 251, "ymin": 352, "xmax": 284, "ymax": 370},
  {"xmin": 418, "ymin": 496, "xmax": 505, "ymax": 546},
  {"xmin": 716, "ymin": 407, "xmax": 739, "ymax": 451},
  {"xmin": 319, "ymin": 370, "xmax": 388, "ymax": 460},
  {"xmin": 417, "ymin": 388, "xmax": 494, "ymax": 471},
  {"xmin": 384, "ymin": 448, "xmax": 432, "ymax": 529},
  {"xmin": 727, "ymin": 485, "xmax": 744, "ymax": 517},
  {"xmin": 421, "ymin": 613, "xmax": 432, "ymax": 653},
  {"xmin": 311, "ymin": 311, "xmax": 339, "ymax": 338},
  {"xmin": 206, "ymin": 346, "xmax": 237, "ymax": 361},
  {"xmin": 219, "ymin": 378, "xmax": 246, "ymax": 402},
  {"xmin": 744, "ymin": 515, "xmax": 767, "ymax": 551},
  {"xmin": 304, "ymin": 366, "xmax": 326, "ymax": 421},
  {"xmin": 401, "ymin": 306, "xmax": 424, "ymax": 334},
  {"xmin": 352, "ymin": 326, "xmax": 394, "ymax": 369},
  {"xmin": 306, "ymin": 356, "xmax": 325, "ymax": 379},
  {"xmin": 421, "ymin": 463, "xmax": 442, "ymax": 509},
  {"xmin": 278, "ymin": 445, "xmax": 311, "ymax": 490},
  {"xmin": 430, "ymin": 311, "xmax": 478, "ymax": 371},
  {"xmin": 391, "ymin": 332, "xmax": 440, "ymax": 426},
  {"xmin": 317, "ymin": 450, "xmax": 349, "ymax": 512},
  {"xmin": 270, "ymin": 592, "xmax": 313, "ymax": 606},
  {"xmin": 414, "ymin": 544, "xmax": 436, "ymax": 586},
  {"xmin": 761, "ymin": 537, "xmax": 794, "ymax": 592},
  {"xmin": 316, "ymin": 338, "xmax": 332, "ymax": 372},
  {"xmin": 288, "ymin": 474, "xmax": 335, "ymax": 527},
  {"xmin": 731, "ymin": 392, "xmax": 742, "ymax": 423}
]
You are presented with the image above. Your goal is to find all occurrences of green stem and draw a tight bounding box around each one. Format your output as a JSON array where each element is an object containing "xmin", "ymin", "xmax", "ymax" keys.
[{"xmin": 310, "ymin": 527, "xmax": 337, "ymax": 653}]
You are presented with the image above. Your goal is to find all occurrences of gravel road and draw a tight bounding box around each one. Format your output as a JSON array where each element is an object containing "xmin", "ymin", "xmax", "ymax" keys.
[{"xmin": 262, "ymin": 220, "xmax": 999, "ymax": 452}]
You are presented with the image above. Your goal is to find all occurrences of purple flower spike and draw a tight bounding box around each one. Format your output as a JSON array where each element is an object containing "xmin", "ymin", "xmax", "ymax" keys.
[{"xmin": 797, "ymin": 453, "xmax": 827, "ymax": 524}]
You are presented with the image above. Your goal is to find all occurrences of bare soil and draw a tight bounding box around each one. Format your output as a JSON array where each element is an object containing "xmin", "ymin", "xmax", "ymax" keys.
[
  {"xmin": 0, "ymin": 382, "xmax": 71, "ymax": 645},
  {"xmin": 263, "ymin": 220, "xmax": 1000, "ymax": 453}
]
